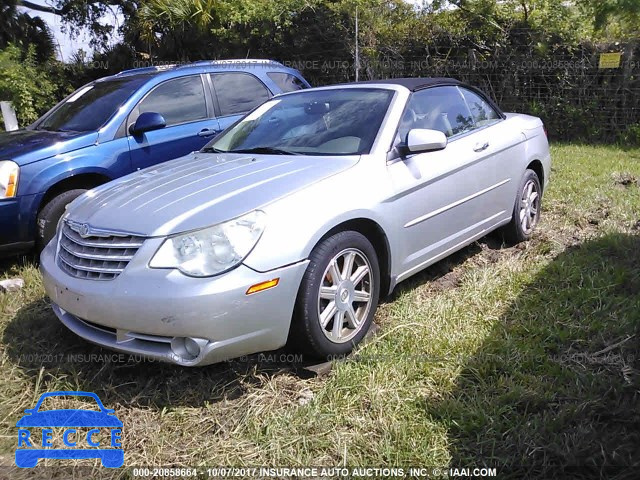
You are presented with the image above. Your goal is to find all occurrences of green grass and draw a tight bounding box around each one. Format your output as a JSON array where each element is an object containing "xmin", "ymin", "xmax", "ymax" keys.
[{"xmin": 1, "ymin": 144, "xmax": 639, "ymax": 477}]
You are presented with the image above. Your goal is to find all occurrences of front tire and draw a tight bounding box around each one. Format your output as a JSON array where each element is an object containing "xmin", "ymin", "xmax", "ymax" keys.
[
  {"xmin": 36, "ymin": 189, "xmax": 87, "ymax": 251},
  {"xmin": 502, "ymin": 169, "xmax": 542, "ymax": 244},
  {"xmin": 290, "ymin": 231, "xmax": 380, "ymax": 360}
]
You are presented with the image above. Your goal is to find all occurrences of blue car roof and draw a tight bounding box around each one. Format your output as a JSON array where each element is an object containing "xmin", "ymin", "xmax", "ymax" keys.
[{"xmin": 111, "ymin": 59, "xmax": 288, "ymax": 78}]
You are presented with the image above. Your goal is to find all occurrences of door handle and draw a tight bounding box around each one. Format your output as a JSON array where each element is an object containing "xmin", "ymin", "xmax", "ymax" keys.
[
  {"xmin": 198, "ymin": 128, "xmax": 220, "ymax": 137},
  {"xmin": 473, "ymin": 142, "xmax": 489, "ymax": 152}
]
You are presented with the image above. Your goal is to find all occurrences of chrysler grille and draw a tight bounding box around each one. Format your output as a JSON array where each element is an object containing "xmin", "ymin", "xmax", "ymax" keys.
[{"xmin": 57, "ymin": 223, "xmax": 144, "ymax": 280}]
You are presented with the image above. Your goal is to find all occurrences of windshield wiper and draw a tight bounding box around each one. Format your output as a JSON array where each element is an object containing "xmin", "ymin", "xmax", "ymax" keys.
[
  {"xmin": 227, "ymin": 146, "xmax": 296, "ymax": 155},
  {"xmin": 33, "ymin": 126, "xmax": 80, "ymax": 133},
  {"xmin": 200, "ymin": 146, "xmax": 226, "ymax": 153}
]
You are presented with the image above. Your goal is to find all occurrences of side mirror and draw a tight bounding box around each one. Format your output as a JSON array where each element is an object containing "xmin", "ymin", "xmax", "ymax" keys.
[
  {"xmin": 406, "ymin": 128, "xmax": 448, "ymax": 153},
  {"xmin": 129, "ymin": 112, "xmax": 166, "ymax": 136}
]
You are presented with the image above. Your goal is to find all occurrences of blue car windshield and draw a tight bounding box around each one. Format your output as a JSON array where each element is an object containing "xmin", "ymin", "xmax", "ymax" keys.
[
  {"xmin": 35, "ymin": 76, "xmax": 149, "ymax": 132},
  {"xmin": 206, "ymin": 88, "xmax": 395, "ymax": 156}
]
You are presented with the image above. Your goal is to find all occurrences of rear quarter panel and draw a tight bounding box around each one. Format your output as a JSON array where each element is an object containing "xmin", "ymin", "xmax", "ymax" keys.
[
  {"xmin": 505, "ymin": 113, "xmax": 551, "ymax": 188},
  {"xmin": 488, "ymin": 114, "xmax": 550, "ymax": 219}
]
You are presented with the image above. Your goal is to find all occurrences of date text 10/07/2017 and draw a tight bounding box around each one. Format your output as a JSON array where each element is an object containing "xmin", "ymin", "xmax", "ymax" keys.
[{"xmin": 131, "ymin": 467, "xmax": 499, "ymax": 478}]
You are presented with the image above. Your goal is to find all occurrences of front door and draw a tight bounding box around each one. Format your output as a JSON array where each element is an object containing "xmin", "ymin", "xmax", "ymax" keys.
[
  {"xmin": 127, "ymin": 75, "xmax": 221, "ymax": 171},
  {"xmin": 387, "ymin": 86, "xmax": 509, "ymax": 281}
]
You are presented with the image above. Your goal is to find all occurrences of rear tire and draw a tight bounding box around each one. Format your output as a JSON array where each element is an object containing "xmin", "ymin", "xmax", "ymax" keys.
[
  {"xmin": 36, "ymin": 189, "xmax": 87, "ymax": 252},
  {"xmin": 501, "ymin": 169, "xmax": 542, "ymax": 245},
  {"xmin": 290, "ymin": 231, "xmax": 380, "ymax": 360}
]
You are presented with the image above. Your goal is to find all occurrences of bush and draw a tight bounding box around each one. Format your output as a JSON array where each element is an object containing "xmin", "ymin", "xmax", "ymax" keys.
[
  {"xmin": 0, "ymin": 44, "xmax": 56, "ymax": 127},
  {"xmin": 618, "ymin": 124, "xmax": 640, "ymax": 146}
]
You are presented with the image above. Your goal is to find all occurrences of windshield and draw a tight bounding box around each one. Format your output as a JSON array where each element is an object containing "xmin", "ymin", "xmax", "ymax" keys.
[
  {"xmin": 35, "ymin": 76, "xmax": 149, "ymax": 132},
  {"xmin": 206, "ymin": 88, "xmax": 395, "ymax": 156}
]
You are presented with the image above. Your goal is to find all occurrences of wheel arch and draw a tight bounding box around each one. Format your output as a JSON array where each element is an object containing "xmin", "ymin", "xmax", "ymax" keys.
[
  {"xmin": 314, "ymin": 217, "xmax": 392, "ymax": 298},
  {"xmin": 38, "ymin": 170, "xmax": 112, "ymax": 213},
  {"xmin": 526, "ymin": 159, "xmax": 545, "ymax": 193}
]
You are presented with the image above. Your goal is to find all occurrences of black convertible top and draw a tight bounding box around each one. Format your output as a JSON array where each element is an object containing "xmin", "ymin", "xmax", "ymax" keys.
[
  {"xmin": 349, "ymin": 76, "xmax": 505, "ymax": 118},
  {"xmin": 354, "ymin": 77, "xmax": 462, "ymax": 91}
]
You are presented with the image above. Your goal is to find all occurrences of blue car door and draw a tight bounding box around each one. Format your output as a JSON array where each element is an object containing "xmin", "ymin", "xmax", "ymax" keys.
[
  {"xmin": 208, "ymin": 72, "xmax": 272, "ymax": 131},
  {"xmin": 127, "ymin": 74, "xmax": 221, "ymax": 171}
]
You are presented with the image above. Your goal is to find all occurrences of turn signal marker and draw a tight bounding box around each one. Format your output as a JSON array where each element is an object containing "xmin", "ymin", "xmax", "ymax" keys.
[
  {"xmin": 6, "ymin": 171, "xmax": 18, "ymax": 197},
  {"xmin": 246, "ymin": 278, "xmax": 279, "ymax": 295}
]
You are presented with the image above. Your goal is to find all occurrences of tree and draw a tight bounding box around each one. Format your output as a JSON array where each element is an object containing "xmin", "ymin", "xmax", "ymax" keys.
[
  {"xmin": 1, "ymin": 0, "xmax": 56, "ymax": 61},
  {"xmin": 0, "ymin": 45, "xmax": 57, "ymax": 126},
  {"xmin": 16, "ymin": 0, "xmax": 140, "ymax": 49},
  {"xmin": 577, "ymin": 0, "xmax": 640, "ymax": 39}
]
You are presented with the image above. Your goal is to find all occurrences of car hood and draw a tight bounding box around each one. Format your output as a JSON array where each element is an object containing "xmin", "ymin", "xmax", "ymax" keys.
[
  {"xmin": 0, "ymin": 129, "xmax": 98, "ymax": 166},
  {"xmin": 67, "ymin": 152, "xmax": 359, "ymax": 237},
  {"xmin": 16, "ymin": 410, "xmax": 122, "ymax": 428}
]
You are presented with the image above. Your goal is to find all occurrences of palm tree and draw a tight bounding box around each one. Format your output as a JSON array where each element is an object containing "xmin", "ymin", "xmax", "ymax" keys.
[{"xmin": 1, "ymin": 0, "xmax": 56, "ymax": 61}]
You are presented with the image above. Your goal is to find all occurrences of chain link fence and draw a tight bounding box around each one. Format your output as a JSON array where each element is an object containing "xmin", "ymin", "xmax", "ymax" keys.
[{"xmin": 285, "ymin": 41, "xmax": 640, "ymax": 144}]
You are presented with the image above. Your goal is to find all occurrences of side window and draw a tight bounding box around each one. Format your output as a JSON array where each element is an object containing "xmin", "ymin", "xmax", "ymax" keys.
[
  {"xmin": 267, "ymin": 72, "xmax": 308, "ymax": 93},
  {"xmin": 136, "ymin": 76, "xmax": 207, "ymax": 127},
  {"xmin": 460, "ymin": 88, "xmax": 501, "ymax": 127},
  {"xmin": 398, "ymin": 86, "xmax": 475, "ymax": 141},
  {"xmin": 211, "ymin": 73, "xmax": 271, "ymax": 117}
]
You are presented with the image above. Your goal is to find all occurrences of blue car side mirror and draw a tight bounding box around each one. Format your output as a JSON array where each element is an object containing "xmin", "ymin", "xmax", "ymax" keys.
[{"xmin": 129, "ymin": 112, "xmax": 166, "ymax": 136}]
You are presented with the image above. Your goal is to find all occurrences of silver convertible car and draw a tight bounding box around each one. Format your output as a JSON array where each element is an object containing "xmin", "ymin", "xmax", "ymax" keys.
[{"xmin": 40, "ymin": 78, "xmax": 550, "ymax": 366}]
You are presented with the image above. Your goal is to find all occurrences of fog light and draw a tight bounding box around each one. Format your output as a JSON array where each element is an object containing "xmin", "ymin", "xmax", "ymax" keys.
[
  {"xmin": 170, "ymin": 337, "xmax": 208, "ymax": 360},
  {"xmin": 184, "ymin": 337, "xmax": 200, "ymax": 357}
]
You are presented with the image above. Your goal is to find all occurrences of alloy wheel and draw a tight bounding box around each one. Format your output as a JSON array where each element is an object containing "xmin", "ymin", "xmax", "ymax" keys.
[
  {"xmin": 519, "ymin": 179, "xmax": 540, "ymax": 235},
  {"xmin": 317, "ymin": 248, "xmax": 374, "ymax": 343}
]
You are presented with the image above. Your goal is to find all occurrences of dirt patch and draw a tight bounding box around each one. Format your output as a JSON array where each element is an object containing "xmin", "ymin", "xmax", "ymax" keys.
[
  {"xmin": 587, "ymin": 208, "xmax": 610, "ymax": 225},
  {"xmin": 573, "ymin": 197, "xmax": 612, "ymax": 228},
  {"xmin": 428, "ymin": 269, "xmax": 463, "ymax": 292},
  {"xmin": 476, "ymin": 236, "xmax": 506, "ymax": 260},
  {"xmin": 612, "ymin": 171, "xmax": 639, "ymax": 188}
]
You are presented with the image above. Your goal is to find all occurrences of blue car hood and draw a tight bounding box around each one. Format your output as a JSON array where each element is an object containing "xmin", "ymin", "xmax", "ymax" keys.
[
  {"xmin": 16, "ymin": 410, "xmax": 123, "ymax": 428},
  {"xmin": 0, "ymin": 129, "xmax": 98, "ymax": 166}
]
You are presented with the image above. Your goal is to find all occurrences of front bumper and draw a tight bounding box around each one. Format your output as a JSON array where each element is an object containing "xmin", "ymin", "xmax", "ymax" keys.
[
  {"xmin": 40, "ymin": 235, "xmax": 308, "ymax": 366},
  {"xmin": 0, "ymin": 194, "xmax": 40, "ymax": 255}
]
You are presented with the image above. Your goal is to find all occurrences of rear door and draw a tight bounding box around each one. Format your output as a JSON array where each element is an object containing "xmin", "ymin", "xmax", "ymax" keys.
[
  {"xmin": 128, "ymin": 75, "xmax": 220, "ymax": 170},
  {"xmin": 459, "ymin": 87, "xmax": 524, "ymax": 216},
  {"xmin": 387, "ymin": 86, "xmax": 510, "ymax": 281},
  {"xmin": 209, "ymin": 72, "xmax": 272, "ymax": 131}
]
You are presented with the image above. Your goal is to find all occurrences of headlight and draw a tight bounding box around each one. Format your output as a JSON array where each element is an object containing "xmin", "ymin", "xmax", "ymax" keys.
[
  {"xmin": 150, "ymin": 211, "xmax": 266, "ymax": 277},
  {"xmin": 0, "ymin": 161, "xmax": 19, "ymax": 198}
]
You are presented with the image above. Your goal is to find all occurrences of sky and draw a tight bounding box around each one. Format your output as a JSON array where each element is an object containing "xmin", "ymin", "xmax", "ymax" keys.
[
  {"xmin": 19, "ymin": 0, "xmax": 427, "ymax": 62},
  {"xmin": 17, "ymin": 0, "xmax": 124, "ymax": 61}
]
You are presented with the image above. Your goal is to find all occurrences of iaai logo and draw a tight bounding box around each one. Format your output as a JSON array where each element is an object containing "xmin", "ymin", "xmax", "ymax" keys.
[{"xmin": 15, "ymin": 391, "xmax": 123, "ymax": 468}]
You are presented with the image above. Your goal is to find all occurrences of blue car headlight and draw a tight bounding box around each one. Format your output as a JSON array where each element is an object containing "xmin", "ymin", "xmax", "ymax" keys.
[
  {"xmin": 149, "ymin": 210, "xmax": 266, "ymax": 277},
  {"xmin": 0, "ymin": 160, "xmax": 19, "ymax": 198}
]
